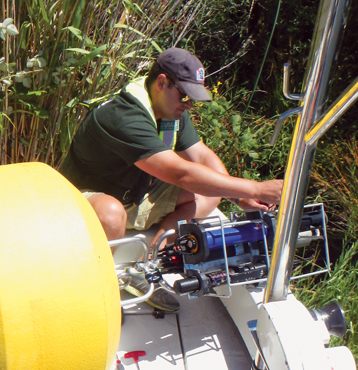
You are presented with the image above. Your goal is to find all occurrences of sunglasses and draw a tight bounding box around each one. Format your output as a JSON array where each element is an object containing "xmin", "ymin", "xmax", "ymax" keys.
[{"xmin": 167, "ymin": 77, "xmax": 192, "ymax": 103}]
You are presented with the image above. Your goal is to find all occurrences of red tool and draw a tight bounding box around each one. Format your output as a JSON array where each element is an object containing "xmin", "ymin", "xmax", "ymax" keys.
[{"xmin": 124, "ymin": 351, "xmax": 146, "ymax": 369}]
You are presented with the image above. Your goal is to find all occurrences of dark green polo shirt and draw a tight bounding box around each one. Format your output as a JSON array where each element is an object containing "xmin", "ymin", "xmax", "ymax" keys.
[{"xmin": 60, "ymin": 77, "xmax": 200, "ymax": 204}]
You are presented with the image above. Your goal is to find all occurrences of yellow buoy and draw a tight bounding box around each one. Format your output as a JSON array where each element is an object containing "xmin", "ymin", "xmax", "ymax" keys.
[{"xmin": 0, "ymin": 162, "xmax": 121, "ymax": 369}]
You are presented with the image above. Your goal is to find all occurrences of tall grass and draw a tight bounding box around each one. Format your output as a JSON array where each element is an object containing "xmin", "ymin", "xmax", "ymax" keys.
[
  {"xmin": 312, "ymin": 137, "xmax": 358, "ymax": 240},
  {"xmin": 0, "ymin": 0, "xmax": 203, "ymax": 168}
]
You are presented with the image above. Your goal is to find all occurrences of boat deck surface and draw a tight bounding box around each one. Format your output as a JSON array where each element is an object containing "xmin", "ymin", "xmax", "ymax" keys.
[
  {"xmin": 112, "ymin": 210, "xmax": 252, "ymax": 369},
  {"xmin": 114, "ymin": 286, "xmax": 252, "ymax": 370}
]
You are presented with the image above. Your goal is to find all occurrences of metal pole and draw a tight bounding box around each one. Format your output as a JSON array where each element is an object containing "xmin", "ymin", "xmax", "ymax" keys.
[{"xmin": 264, "ymin": 0, "xmax": 352, "ymax": 304}]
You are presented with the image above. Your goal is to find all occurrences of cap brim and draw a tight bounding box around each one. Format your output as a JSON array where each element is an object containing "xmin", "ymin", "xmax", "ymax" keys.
[{"xmin": 177, "ymin": 81, "xmax": 212, "ymax": 102}]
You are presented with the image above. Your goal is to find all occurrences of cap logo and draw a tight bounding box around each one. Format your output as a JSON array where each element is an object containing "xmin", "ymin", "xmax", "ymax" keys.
[{"xmin": 196, "ymin": 68, "xmax": 205, "ymax": 82}]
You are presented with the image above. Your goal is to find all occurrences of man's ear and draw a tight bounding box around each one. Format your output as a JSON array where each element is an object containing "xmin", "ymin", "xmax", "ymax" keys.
[{"xmin": 156, "ymin": 74, "xmax": 168, "ymax": 91}]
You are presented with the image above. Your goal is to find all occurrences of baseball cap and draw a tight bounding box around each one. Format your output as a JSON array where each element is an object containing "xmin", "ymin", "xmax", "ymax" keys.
[{"xmin": 157, "ymin": 48, "xmax": 212, "ymax": 102}]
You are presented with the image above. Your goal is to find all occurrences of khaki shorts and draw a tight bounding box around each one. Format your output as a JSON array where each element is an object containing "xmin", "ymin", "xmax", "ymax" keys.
[{"xmin": 82, "ymin": 180, "xmax": 181, "ymax": 231}]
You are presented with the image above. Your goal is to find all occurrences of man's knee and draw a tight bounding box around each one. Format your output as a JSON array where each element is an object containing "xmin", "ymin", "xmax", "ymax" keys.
[
  {"xmin": 206, "ymin": 196, "xmax": 221, "ymax": 208},
  {"xmin": 177, "ymin": 189, "xmax": 221, "ymax": 217},
  {"xmin": 198, "ymin": 195, "xmax": 221, "ymax": 215},
  {"xmin": 87, "ymin": 193, "xmax": 127, "ymax": 240}
]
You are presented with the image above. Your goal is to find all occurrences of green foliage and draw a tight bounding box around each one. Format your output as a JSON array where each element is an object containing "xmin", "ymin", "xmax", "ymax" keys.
[
  {"xmin": 191, "ymin": 83, "xmax": 291, "ymax": 183},
  {"xmin": 185, "ymin": 0, "xmax": 321, "ymax": 116},
  {"xmin": 192, "ymin": 87, "xmax": 263, "ymax": 180}
]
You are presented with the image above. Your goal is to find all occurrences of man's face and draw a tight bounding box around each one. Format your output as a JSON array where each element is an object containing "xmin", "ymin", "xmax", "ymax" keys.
[{"xmin": 156, "ymin": 76, "xmax": 193, "ymax": 120}]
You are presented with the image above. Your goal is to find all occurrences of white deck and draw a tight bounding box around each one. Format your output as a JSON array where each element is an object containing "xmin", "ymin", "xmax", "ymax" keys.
[
  {"xmin": 110, "ymin": 208, "xmax": 357, "ymax": 370},
  {"xmin": 112, "ymin": 210, "xmax": 252, "ymax": 369},
  {"xmin": 114, "ymin": 289, "xmax": 252, "ymax": 370}
]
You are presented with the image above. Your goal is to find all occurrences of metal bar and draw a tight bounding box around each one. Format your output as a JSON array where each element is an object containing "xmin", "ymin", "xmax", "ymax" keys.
[
  {"xmin": 151, "ymin": 229, "xmax": 176, "ymax": 261},
  {"xmin": 248, "ymin": 321, "xmax": 270, "ymax": 370},
  {"xmin": 269, "ymin": 106, "xmax": 302, "ymax": 146},
  {"xmin": 264, "ymin": 0, "xmax": 352, "ymax": 303},
  {"xmin": 283, "ymin": 63, "xmax": 305, "ymax": 101},
  {"xmin": 109, "ymin": 237, "xmax": 150, "ymax": 263},
  {"xmin": 290, "ymin": 269, "xmax": 330, "ymax": 281},
  {"xmin": 306, "ymin": 77, "xmax": 358, "ymax": 146}
]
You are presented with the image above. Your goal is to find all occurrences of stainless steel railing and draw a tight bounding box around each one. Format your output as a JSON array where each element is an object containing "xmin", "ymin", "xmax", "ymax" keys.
[{"xmin": 264, "ymin": 0, "xmax": 356, "ymax": 303}]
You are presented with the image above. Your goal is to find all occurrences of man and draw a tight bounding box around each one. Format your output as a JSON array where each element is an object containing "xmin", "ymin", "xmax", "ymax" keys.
[{"xmin": 60, "ymin": 48, "xmax": 282, "ymax": 311}]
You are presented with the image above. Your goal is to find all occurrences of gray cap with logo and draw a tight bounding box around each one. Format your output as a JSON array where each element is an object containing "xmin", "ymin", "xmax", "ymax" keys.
[{"xmin": 157, "ymin": 47, "xmax": 212, "ymax": 102}]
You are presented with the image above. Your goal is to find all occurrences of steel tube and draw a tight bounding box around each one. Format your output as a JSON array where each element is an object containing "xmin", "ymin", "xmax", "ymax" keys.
[
  {"xmin": 283, "ymin": 63, "xmax": 304, "ymax": 101},
  {"xmin": 264, "ymin": 0, "xmax": 352, "ymax": 303},
  {"xmin": 306, "ymin": 77, "xmax": 358, "ymax": 146}
]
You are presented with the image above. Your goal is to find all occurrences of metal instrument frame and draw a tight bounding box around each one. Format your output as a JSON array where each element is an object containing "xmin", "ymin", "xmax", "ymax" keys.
[{"xmin": 180, "ymin": 202, "xmax": 330, "ymax": 300}]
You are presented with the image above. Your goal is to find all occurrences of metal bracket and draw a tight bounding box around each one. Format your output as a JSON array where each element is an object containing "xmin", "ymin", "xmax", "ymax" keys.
[
  {"xmin": 270, "ymin": 106, "xmax": 302, "ymax": 146},
  {"xmin": 283, "ymin": 63, "xmax": 305, "ymax": 100}
]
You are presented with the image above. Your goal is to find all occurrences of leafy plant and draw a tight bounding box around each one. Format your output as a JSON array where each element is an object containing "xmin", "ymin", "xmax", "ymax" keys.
[{"xmin": 192, "ymin": 84, "xmax": 261, "ymax": 178}]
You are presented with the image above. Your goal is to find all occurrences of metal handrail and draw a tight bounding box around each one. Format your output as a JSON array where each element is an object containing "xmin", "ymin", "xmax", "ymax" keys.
[{"xmin": 264, "ymin": 0, "xmax": 355, "ymax": 303}]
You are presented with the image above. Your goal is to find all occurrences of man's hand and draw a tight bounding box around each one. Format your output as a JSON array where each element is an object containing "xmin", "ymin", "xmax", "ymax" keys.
[
  {"xmin": 256, "ymin": 179, "xmax": 283, "ymax": 205},
  {"xmin": 228, "ymin": 198, "xmax": 277, "ymax": 212},
  {"xmin": 227, "ymin": 179, "xmax": 283, "ymax": 212}
]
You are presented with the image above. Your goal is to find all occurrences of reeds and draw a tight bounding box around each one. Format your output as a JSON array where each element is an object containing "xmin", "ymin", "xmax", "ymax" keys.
[{"xmin": 0, "ymin": 0, "xmax": 200, "ymax": 167}]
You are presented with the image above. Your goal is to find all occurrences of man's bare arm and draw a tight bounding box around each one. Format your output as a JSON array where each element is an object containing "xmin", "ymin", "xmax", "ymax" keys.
[
  {"xmin": 177, "ymin": 141, "xmax": 229, "ymax": 175},
  {"xmin": 177, "ymin": 142, "xmax": 279, "ymax": 211},
  {"xmin": 135, "ymin": 148, "xmax": 282, "ymax": 205}
]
